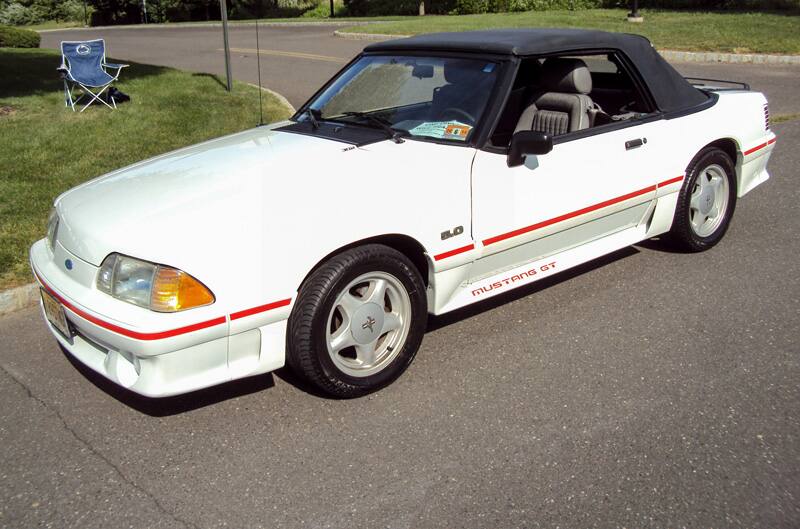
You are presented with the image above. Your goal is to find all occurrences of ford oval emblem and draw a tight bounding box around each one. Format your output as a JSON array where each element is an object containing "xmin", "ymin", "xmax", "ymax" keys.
[{"xmin": 64, "ymin": 259, "xmax": 73, "ymax": 270}]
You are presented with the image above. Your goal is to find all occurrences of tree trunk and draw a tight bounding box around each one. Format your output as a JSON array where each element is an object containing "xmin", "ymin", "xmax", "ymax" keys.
[{"xmin": 418, "ymin": 0, "xmax": 424, "ymax": 16}]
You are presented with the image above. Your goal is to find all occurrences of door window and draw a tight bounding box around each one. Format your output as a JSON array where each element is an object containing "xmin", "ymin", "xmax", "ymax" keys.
[{"xmin": 489, "ymin": 52, "xmax": 655, "ymax": 148}]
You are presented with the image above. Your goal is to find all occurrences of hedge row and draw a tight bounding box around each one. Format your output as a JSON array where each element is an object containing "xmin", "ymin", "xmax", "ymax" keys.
[
  {"xmin": 343, "ymin": 0, "xmax": 798, "ymax": 15},
  {"xmin": 343, "ymin": 0, "xmax": 598, "ymax": 16},
  {"xmin": 0, "ymin": 25, "xmax": 40, "ymax": 48}
]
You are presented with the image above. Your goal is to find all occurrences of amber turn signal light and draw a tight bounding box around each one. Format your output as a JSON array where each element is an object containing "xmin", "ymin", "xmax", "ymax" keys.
[{"xmin": 151, "ymin": 267, "xmax": 215, "ymax": 312}]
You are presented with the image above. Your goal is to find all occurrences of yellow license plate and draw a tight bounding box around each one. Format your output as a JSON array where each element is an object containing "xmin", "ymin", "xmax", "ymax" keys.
[{"xmin": 41, "ymin": 288, "xmax": 71, "ymax": 338}]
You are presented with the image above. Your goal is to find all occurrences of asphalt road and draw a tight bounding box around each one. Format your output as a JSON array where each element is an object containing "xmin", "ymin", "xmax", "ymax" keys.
[
  {"xmin": 40, "ymin": 25, "xmax": 366, "ymax": 108},
  {"xmin": 3, "ymin": 24, "xmax": 798, "ymax": 529},
  {"xmin": 39, "ymin": 24, "xmax": 800, "ymax": 115}
]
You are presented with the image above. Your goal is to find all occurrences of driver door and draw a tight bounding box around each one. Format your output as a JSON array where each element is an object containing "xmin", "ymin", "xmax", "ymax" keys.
[{"xmin": 469, "ymin": 120, "xmax": 664, "ymax": 279}]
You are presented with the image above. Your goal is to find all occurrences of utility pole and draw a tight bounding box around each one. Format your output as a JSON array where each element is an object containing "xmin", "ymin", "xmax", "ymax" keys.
[
  {"xmin": 142, "ymin": 0, "xmax": 148, "ymax": 23},
  {"xmin": 330, "ymin": 0, "xmax": 335, "ymax": 18},
  {"xmin": 82, "ymin": 0, "xmax": 87, "ymax": 26},
  {"xmin": 627, "ymin": 0, "xmax": 643, "ymax": 22},
  {"xmin": 220, "ymin": 0, "xmax": 233, "ymax": 91}
]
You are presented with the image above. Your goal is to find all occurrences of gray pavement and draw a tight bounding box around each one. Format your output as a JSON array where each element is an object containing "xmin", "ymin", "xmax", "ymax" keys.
[
  {"xmin": 40, "ymin": 25, "xmax": 367, "ymax": 108},
  {"xmin": 39, "ymin": 24, "xmax": 800, "ymax": 114},
  {"xmin": 5, "ymin": 24, "xmax": 800, "ymax": 529}
]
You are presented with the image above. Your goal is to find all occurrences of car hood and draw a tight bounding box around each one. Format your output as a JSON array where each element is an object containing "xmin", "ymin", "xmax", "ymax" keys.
[{"xmin": 55, "ymin": 124, "xmax": 362, "ymax": 268}]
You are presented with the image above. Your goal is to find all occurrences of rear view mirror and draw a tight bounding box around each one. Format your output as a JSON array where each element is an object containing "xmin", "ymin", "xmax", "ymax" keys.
[
  {"xmin": 507, "ymin": 131, "xmax": 553, "ymax": 167},
  {"xmin": 412, "ymin": 64, "xmax": 434, "ymax": 79}
]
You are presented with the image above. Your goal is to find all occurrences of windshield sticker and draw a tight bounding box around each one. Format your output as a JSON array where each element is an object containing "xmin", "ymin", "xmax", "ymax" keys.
[
  {"xmin": 444, "ymin": 123, "xmax": 471, "ymax": 140},
  {"xmin": 410, "ymin": 121, "xmax": 472, "ymax": 141}
]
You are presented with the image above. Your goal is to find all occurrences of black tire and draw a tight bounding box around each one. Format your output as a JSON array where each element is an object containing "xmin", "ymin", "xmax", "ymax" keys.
[
  {"xmin": 667, "ymin": 147, "xmax": 737, "ymax": 252},
  {"xmin": 287, "ymin": 244, "xmax": 427, "ymax": 398}
]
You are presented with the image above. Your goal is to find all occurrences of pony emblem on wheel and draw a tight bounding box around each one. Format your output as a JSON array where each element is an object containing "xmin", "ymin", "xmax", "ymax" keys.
[{"xmin": 362, "ymin": 316, "xmax": 377, "ymax": 333}]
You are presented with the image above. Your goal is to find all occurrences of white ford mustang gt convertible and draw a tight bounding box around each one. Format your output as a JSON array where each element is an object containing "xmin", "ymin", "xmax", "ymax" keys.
[{"xmin": 31, "ymin": 29, "xmax": 776, "ymax": 398}]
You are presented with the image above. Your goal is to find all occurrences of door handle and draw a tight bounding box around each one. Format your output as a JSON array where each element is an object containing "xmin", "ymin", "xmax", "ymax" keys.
[{"xmin": 625, "ymin": 138, "xmax": 647, "ymax": 150}]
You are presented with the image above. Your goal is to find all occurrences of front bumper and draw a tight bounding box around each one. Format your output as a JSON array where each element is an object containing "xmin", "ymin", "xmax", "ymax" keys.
[{"xmin": 30, "ymin": 239, "xmax": 290, "ymax": 398}]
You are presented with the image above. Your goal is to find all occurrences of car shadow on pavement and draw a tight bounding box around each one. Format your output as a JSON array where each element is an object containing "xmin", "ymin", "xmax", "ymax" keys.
[
  {"xmin": 272, "ymin": 366, "xmax": 343, "ymax": 399},
  {"xmin": 59, "ymin": 246, "xmax": 640, "ymax": 410},
  {"xmin": 59, "ymin": 345, "xmax": 275, "ymax": 416},
  {"xmin": 271, "ymin": 247, "xmax": 641, "ymax": 398},
  {"xmin": 634, "ymin": 236, "xmax": 694, "ymax": 254}
]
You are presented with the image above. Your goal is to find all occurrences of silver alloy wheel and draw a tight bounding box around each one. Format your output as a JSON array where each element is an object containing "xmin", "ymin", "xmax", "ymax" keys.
[
  {"xmin": 689, "ymin": 163, "xmax": 730, "ymax": 238},
  {"xmin": 325, "ymin": 272, "xmax": 412, "ymax": 378}
]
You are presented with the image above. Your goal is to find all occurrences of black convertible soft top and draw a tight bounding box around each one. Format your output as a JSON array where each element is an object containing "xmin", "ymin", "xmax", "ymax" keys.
[{"xmin": 365, "ymin": 28, "xmax": 708, "ymax": 114}]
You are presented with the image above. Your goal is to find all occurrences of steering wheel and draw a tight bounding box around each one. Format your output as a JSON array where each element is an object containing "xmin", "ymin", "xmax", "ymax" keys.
[
  {"xmin": 439, "ymin": 107, "xmax": 476, "ymax": 124},
  {"xmin": 618, "ymin": 101, "xmax": 637, "ymax": 114}
]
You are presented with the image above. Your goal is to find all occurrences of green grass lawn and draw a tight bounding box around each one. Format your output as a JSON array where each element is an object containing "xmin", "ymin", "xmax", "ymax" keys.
[
  {"xmin": 23, "ymin": 20, "xmax": 85, "ymax": 31},
  {"xmin": 0, "ymin": 48, "xmax": 291, "ymax": 290},
  {"xmin": 340, "ymin": 9, "xmax": 800, "ymax": 55}
]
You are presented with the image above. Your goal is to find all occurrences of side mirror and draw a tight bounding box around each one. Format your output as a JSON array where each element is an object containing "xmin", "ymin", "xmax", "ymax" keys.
[{"xmin": 507, "ymin": 131, "xmax": 553, "ymax": 167}]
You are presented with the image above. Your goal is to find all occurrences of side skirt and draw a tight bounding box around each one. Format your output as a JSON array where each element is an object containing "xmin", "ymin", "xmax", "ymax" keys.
[{"xmin": 433, "ymin": 223, "xmax": 649, "ymax": 315}]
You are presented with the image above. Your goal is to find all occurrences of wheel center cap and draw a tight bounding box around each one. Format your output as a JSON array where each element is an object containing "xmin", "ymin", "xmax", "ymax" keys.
[
  {"xmin": 699, "ymin": 187, "xmax": 715, "ymax": 215},
  {"xmin": 351, "ymin": 303, "xmax": 385, "ymax": 344}
]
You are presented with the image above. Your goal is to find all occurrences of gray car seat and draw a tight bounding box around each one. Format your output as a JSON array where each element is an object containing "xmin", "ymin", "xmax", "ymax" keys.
[{"xmin": 514, "ymin": 58, "xmax": 595, "ymax": 136}]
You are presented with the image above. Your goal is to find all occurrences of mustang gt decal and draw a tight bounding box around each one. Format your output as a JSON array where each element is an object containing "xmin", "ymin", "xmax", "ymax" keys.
[{"xmin": 471, "ymin": 261, "xmax": 557, "ymax": 297}]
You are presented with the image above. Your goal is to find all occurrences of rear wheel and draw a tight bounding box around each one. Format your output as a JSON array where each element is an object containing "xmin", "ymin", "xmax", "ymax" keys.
[
  {"xmin": 667, "ymin": 147, "xmax": 737, "ymax": 252},
  {"xmin": 288, "ymin": 244, "xmax": 427, "ymax": 398}
]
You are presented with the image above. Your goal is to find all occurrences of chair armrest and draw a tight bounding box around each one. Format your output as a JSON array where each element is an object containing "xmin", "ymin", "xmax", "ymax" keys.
[
  {"xmin": 103, "ymin": 62, "xmax": 129, "ymax": 69},
  {"xmin": 57, "ymin": 64, "xmax": 68, "ymax": 79}
]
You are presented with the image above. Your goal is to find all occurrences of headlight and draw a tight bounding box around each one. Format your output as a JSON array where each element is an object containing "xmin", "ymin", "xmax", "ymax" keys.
[
  {"xmin": 46, "ymin": 208, "xmax": 59, "ymax": 251},
  {"xmin": 96, "ymin": 253, "xmax": 215, "ymax": 312}
]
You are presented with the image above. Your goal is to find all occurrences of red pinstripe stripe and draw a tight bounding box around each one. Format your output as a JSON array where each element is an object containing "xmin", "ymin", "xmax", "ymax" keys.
[
  {"xmin": 434, "ymin": 243, "xmax": 475, "ymax": 261},
  {"xmin": 743, "ymin": 138, "xmax": 777, "ymax": 156},
  {"xmin": 35, "ymin": 272, "xmax": 291, "ymax": 340},
  {"xmin": 482, "ymin": 184, "xmax": 657, "ymax": 247},
  {"xmin": 35, "ymin": 271, "xmax": 226, "ymax": 340},
  {"xmin": 657, "ymin": 175, "xmax": 684, "ymax": 188},
  {"xmin": 230, "ymin": 298, "xmax": 291, "ymax": 320}
]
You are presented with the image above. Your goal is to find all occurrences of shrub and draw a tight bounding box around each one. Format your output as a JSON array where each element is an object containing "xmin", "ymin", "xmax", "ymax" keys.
[
  {"xmin": 55, "ymin": 0, "xmax": 90, "ymax": 22},
  {"xmin": 343, "ymin": 0, "xmax": 421, "ymax": 16},
  {"xmin": 343, "ymin": 0, "xmax": 797, "ymax": 15},
  {"xmin": 0, "ymin": 2, "xmax": 42, "ymax": 25},
  {"xmin": 450, "ymin": 0, "xmax": 605, "ymax": 12},
  {"xmin": 0, "ymin": 25, "xmax": 40, "ymax": 48},
  {"xmin": 301, "ymin": 0, "xmax": 347, "ymax": 17}
]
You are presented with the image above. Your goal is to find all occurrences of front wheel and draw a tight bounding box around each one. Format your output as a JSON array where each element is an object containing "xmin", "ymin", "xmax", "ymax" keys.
[
  {"xmin": 667, "ymin": 147, "xmax": 737, "ymax": 252},
  {"xmin": 287, "ymin": 244, "xmax": 427, "ymax": 398}
]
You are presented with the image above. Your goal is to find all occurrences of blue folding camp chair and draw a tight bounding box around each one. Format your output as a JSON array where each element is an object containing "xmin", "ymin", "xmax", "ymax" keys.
[{"xmin": 58, "ymin": 39, "xmax": 128, "ymax": 112}]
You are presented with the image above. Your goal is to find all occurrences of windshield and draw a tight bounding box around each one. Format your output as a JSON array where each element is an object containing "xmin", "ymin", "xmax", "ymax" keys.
[{"xmin": 300, "ymin": 55, "xmax": 500, "ymax": 143}]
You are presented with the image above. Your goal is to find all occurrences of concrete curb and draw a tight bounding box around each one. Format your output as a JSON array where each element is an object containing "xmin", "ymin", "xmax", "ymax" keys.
[
  {"xmin": 36, "ymin": 20, "xmax": 380, "ymax": 33},
  {"xmin": 659, "ymin": 50, "xmax": 800, "ymax": 65},
  {"xmin": 0, "ymin": 283, "xmax": 38, "ymax": 317},
  {"xmin": 334, "ymin": 30, "xmax": 800, "ymax": 65},
  {"xmin": 333, "ymin": 29, "xmax": 403, "ymax": 41},
  {"xmin": 247, "ymin": 83, "xmax": 296, "ymax": 115}
]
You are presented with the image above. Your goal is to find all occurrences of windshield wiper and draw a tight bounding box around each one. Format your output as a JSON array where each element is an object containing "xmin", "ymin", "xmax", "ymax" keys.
[
  {"xmin": 300, "ymin": 108, "xmax": 321, "ymax": 129},
  {"xmin": 338, "ymin": 111, "xmax": 406, "ymax": 144}
]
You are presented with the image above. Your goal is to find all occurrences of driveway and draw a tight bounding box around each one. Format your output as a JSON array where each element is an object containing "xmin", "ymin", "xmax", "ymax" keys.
[
  {"xmin": 39, "ymin": 24, "xmax": 800, "ymax": 115},
  {"xmin": 40, "ymin": 24, "xmax": 366, "ymax": 108},
  {"xmin": 4, "ymin": 24, "xmax": 799, "ymax": 529}
]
